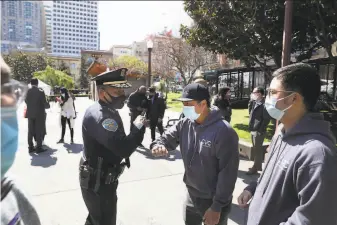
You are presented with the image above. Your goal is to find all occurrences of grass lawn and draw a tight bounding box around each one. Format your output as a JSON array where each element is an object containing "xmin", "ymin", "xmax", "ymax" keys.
[{"xmin": 166, "ymin": 92, "xmax": 274, "ymax": 142}]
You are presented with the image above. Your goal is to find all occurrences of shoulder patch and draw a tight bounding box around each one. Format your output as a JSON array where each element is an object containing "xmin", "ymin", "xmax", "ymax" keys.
[{"xmin": 102, "ymin": 118, "xmax": 118, "ymax": 132}]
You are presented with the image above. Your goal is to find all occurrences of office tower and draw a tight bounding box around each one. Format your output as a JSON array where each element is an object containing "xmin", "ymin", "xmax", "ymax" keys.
[
  {"xmin": 51, "ymin": 0, "xmax": 98, "ymax": 56},
  {"xmin": 1, "ymin": 1, "xmax": 43, "ymax": 53}
]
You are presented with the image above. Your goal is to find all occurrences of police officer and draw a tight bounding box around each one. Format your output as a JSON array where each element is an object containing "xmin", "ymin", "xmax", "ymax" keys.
[{"xmin": 79, "ymin": 68, "xmax": 146, "ymax": 225}]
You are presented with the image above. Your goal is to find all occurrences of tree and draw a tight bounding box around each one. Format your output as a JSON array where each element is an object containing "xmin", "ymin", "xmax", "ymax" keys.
[
  {"xmin": 155, "ymin": 37, "xmax": 216, "ymax": 85},
  {"xmin": 113, "ymin": 55, "xmax": 147, "ymax": 76},
  {"xmin": 80, "ymin": 56, "xmax": 89, "ymax": 88},
  {"xmin": 180, "ymin": 1, "xmax": 336, "ymax": 83},
  {"xmin": 33, "ymin": 66, "xmax": 74, "ymax": 89},
  {"xmin": 57, "ymin": 60, "xmax": 71, "ymax": 76},
  {"xmin": 3, "ymin": 52, "xmax": 50, "ymax": 83}
]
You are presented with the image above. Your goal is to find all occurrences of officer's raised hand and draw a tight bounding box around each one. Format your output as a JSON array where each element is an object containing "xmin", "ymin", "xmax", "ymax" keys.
[
  {"xmin": 151, "ymin": 145, "xmax": 168, "ymax": 157},
  {"xmin": 133, "ymin": 115, "xmax": 146, "ymax": 129}
]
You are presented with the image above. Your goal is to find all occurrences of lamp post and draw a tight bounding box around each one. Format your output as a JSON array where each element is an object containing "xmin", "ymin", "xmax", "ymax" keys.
[{"xmin": 147, "ymin": 40, "xmax": 153, "ymax": 88}]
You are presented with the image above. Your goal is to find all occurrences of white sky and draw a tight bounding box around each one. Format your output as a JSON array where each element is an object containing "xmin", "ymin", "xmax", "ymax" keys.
[{"xmin": 98, "ymin": 1, "xmax": 193, "ymax": 50}]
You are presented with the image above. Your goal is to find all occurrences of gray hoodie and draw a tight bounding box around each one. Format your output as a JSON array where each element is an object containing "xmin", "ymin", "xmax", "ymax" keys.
[
  {"xmin": 245, "ymin": 113, "xmax": 337, "ymax": 225},
  {"xmin": 1, "ymin": 177, "xmax": 41, "ymax": 225},
  {"xmin": 151, "ymin": 107, "xmax": 239, "ymax": 211}
]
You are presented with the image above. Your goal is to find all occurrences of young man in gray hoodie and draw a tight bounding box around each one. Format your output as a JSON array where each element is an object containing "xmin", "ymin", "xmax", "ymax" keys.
[
  {"xmin": 151, "ymin": 83, "xmax": 239, "ymax": 225},
  {"xmin": 1, "ymin": 55, "xmax": 41, "ymax": 225},
  {"xmin": 238, "ymin": 63, "xmax": 337, "ymax": 225}
]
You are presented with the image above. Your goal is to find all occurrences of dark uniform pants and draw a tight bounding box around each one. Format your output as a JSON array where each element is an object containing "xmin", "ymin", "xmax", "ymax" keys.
[
  {"xmin": 28, "ymin": 117, "xmax": 45, "ymax": 149},
  {"xmin": 81, "ymin": 182, "xmax": 118, "ymax": 225},
  {"xmin": 150, "ymin": 119, "xmax": 164, "ymax": 141},
  {"xmin": 251, "ymin": 132, "xmax": 266, "ymax": 171},
  {"xmin": 183, "ymin": 192, "xmax": 230, "ymax": 225}
]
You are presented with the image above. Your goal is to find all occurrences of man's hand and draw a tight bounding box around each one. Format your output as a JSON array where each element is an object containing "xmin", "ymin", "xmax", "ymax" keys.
[
  {"xmin": 203, "ymin": 208, "xmax": 220, "ymax": 225},
  {"xmin": 158, "ymin": 118, "xmax": 163, "ymax": 123},
  {"xmin": 237, "ymin": 190, "xmax": 253, "ymax": 208},
  {"xmin": 151, "ymin": 145, "xmax": 168, "ymax": 157}
]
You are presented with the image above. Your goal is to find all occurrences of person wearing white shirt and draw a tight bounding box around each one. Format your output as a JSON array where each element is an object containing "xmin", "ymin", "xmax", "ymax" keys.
[{"xmin": 57, "ymin": 87, "xmax": 76, "ymax": 144}]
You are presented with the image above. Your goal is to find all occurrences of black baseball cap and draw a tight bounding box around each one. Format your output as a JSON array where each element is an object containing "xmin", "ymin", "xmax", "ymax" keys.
[{"xmin": 177, "ymin": 83, "xmax": 210, "ymax": 102}]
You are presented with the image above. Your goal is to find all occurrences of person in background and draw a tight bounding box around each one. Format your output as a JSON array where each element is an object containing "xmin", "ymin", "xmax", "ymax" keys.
[
  {"xmin": 127, "ymin": 86, "xmax": 148, "ymax": 132},
  {"xmin": 57, "ymin": 87, "xmax": 76, "ymax": 144},
  {"xmin": 1, "ymin": 55, "xmax": 42, "ymax": 225},
  {"xmin": 246, "ymin": 87, "xmax": 270, "ymax": 175},
  {"xmin": 213, "ymin": 87, "xmax": 232, "ymax": 123},
  {"xmin": 238, "ymin": 63, "xmax": 337, "ymax": 225},
  {"xmin": 147, "ymin": 86, "xmax": 166, "ymax": 142},
  {"xmin": 25, "ymin": 78, "xmax": 49, "ymax": 153},
  {"xmin": 151, "ymin": 83, "xmax": 239, "ymax": 225},
  {"xmin": 194, "ymin": 78, "xmax": 208, "ymax": 87}
]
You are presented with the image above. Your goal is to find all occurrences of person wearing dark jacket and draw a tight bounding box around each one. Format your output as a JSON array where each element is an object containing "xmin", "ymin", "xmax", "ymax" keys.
[
  {"xmin": 127, "ymin": 86, "xmax": 148, "ymax": 132},
  {"xmin": 238, "ymin": 63, "xmax": 337, "ymax": 225},
  {"xmin": 147, "ymin": 86, "xmax": 166, "ymax": 142},
  {"xmin": 213, "ymin": 87, "xmax": 232, "ymax": 123},
  {"xmin": 25, "ymin": 78, "xmax": 49, "ymax": 153},
  {"xmin": 246, "ymin": 87, "xmax": 271, "ymax": 175},
  {"xmin": 151, "ymin": 83, "xmax": 239, "ymax": 225}
]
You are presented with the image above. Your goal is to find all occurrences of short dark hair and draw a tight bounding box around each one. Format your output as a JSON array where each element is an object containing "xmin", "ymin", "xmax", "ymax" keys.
[
  {"xmin": 273, "ymin": 63, "xmax": 320, "ymax": 111},
  {"xmin": 30, "ymin": 78, "xmax": 38, "ymax": 86},
  {"xmin": 219, "ymin": 87, "xmax": 230, "ymax": 97},
  {"xmin": 197, "ymin": 98, "xmax": 211, "ymax": 107},
  {"xmin": 1, "ymin": 56, "xmax": 10, "ymax": 85},
  {"xmin": 148, "ymin": 86, "xmax": 156, "ymax": 93},
  {"xmin": 255, "ymin": 87, "xmax": 265, "ymax": 95}
]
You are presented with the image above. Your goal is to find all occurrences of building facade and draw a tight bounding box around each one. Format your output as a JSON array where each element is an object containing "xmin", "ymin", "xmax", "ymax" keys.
[
  {"xmin": 48, "ymin": 54, "xmax": 81, "ymax": 81},
  {"xmin": 1, "ymin": 1, "xmax": 43, "ymax": 54},
  {"xmin": 51, "ymin": 0, "xmax": 98, "ymax": 56},
  {"xmin": 110, "ymin": 45, "xmax": 133, "ymax": 58},
  {"xmin": 42, "ymin": 4, "xmax": 52, "ymax": 53}
]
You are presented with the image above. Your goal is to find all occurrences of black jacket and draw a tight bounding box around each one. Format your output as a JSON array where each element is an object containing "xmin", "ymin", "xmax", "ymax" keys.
[
  {"xmin": 25, "ymin": 86, "xmax": 49, "ymax": 119},
  {"xmin": 146, "ymin": 93, "xmax": 166, "ymax": 120},
  {"xmin": 213, "ymin": 96, "xmax": 232, "ymax": 118},
  {"xmin": 127, "ymin": 92, "xmax": 148, "ymax": 113},
  {"xmin": 248, "ymin": 99, "xmax": 270, "ymax": 133}
]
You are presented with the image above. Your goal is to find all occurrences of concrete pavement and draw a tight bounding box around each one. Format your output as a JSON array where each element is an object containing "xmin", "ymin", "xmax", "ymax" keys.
[{"xmin": 8, "ymin": 98, "xmax": 258, "ymax": 225}]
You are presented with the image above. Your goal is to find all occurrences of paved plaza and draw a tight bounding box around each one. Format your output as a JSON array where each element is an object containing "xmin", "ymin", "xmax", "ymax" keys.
[{"xmin": 9, "ymin": 98, "xmax": 258, "ymax": 225}]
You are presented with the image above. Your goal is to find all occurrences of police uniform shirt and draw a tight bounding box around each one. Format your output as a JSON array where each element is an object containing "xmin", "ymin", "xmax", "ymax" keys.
[{"xmin": 82, "ymin": 100, "xmax": 145, "ymax": 168}]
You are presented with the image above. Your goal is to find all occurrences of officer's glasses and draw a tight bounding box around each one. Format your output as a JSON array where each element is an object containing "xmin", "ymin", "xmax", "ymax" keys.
[{"xmin": 1, "ymin": 80, "xmax": 28, "ymax": 107}]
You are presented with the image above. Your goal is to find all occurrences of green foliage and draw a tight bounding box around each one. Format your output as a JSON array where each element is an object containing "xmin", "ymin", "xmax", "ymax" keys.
[
  {"xmin": 80, "ymin": 56, "xmax": 89, "ymax": 88},
  {"xmin": 180, "ymin": 0, "xmax": 337, "ymax": 73},
  {"xmin": 57, "ymin": 60, "xmax": 71, "ymax": 76},
  {"xmin": 33, "ymin": 66, "xmax": 74, "ymax": 89},
  {"xmin": 114, "ymin": 55, "xmax": 147, "ymax": 74},
  {"xmin": 3, "ymin": 52, "xmax": 51, "ymax": 83}
]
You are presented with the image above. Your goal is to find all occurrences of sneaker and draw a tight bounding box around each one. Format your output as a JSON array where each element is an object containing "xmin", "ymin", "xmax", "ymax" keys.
[
  {"xmin": 57, "ymin": 139, "xmax": 64, "ymax": 144},
  {"xmin": 246, "ymin": 168, "xmax": 258, "ymax": 175},
  {"xmin": 35, "ymin": 147, "xmax": 47, "ymax": 154},
  {"xmin": 28, "ymin": 147, "xmax": 35, "ymax": 154}
]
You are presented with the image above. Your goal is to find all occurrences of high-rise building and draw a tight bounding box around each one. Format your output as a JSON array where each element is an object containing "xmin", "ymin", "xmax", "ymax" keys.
[
  {"xmin": 42, "ymin": 4, "xmax": 52, "ymax": 53},
  {"xmin": 1, "ymin": 1, "xmax": 43, "ymax": 53},
  {"xmin": 51, "ymin": 1, "xmax": 98, "ymax": 56},
  {"xmin": 98, "ymin": 31, "xmax": 100, "ymax": 50}
]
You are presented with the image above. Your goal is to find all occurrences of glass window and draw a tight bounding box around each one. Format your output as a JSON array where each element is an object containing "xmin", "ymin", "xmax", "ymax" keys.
[
  {"xmin": 24, "ymin": 2, "xmax": 32, "ymax": 19},
  {"xmin": 8, "ymin": 19, "xmax": 16, "ymax": 40},
  {"xmin": 8, "ymin": 1, "xmax": 16, "ymax": 17}
]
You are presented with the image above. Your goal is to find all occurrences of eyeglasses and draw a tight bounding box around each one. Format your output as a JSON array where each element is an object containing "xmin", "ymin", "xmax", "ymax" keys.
[
  {"xmin": 266, "ymin": 88, "xmax": 293, "ymax": 97},
  {"xmin": 1, "ymin": 80, "xmax": 28, "ymax": 107}
]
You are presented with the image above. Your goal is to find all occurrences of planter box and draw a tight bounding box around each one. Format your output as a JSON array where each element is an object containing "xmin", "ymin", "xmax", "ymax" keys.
[{"xmin": 239, "ymin": 139, "xmax": 270, "ymax": 161}]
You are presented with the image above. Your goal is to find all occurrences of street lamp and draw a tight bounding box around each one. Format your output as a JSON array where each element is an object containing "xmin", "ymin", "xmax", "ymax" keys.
[{"xmin": 147, "ymin": 39, "xmax": 153, "ymax": 87}]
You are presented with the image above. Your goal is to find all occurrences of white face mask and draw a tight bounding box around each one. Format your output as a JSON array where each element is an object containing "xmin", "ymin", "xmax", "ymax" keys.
[
  {"xmin": 265, "ymin": 93, "xmax": 295, "ymax": 120},
  {"xmin": 182, "ymin": 106, "xmax": 200, "ymax": 121},
  {"xmin": 251, "ymin": 93, "xmax": 258, "ymax": 101}
]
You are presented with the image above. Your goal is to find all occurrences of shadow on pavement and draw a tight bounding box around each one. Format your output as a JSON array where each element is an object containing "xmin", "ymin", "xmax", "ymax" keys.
[
  {"xmin": 237, "ymin": 169, "xmax": 259, "ymax": 185},
  {"xmin": 30, "ymin": 146, "xmax": 58, "ymax": 168},
  {"xmin": 229, "ymin": 203, "xmax": 247, "ymax": 225},
  {"xmin": 63, "ymin": 143, "xmax": 83, "ymax": 154},
  {"xmin": 135, "ymin": 147, "xmax": 182, "ymax": 161}
]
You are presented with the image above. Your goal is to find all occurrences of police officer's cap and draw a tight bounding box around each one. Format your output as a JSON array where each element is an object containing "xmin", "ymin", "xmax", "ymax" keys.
[{"xmin": 91, "ymin": 68, "xmax": 131, "ymax": 88}]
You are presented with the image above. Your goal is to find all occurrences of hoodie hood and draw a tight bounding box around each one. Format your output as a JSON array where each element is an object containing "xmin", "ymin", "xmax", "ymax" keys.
[
  {"xmin": 199, "ymin": 106, "xmax": 224, "ymax": 127},
  {"xmin": 281, "ymin": 113, "xmax": 336, "ymax": 144}
]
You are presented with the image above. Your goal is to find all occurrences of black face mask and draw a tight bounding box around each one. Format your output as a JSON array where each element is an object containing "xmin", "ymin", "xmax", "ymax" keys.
[{"xmin": 104, "ymin": 91, "xmax": 126, "ymax": 109}]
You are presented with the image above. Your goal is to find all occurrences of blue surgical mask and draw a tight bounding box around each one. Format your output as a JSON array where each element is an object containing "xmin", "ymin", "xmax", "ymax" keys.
[
  {"xmin": 265, "ymin": 94, "xmax": 294, "ymax": 121},
  {"xmin": 1, "ymin": 107, "xmax": 19, "ymax": 179},
  {"xmin": 182, "ymin": 106, "xmax": 200, "ymax": 121}
]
